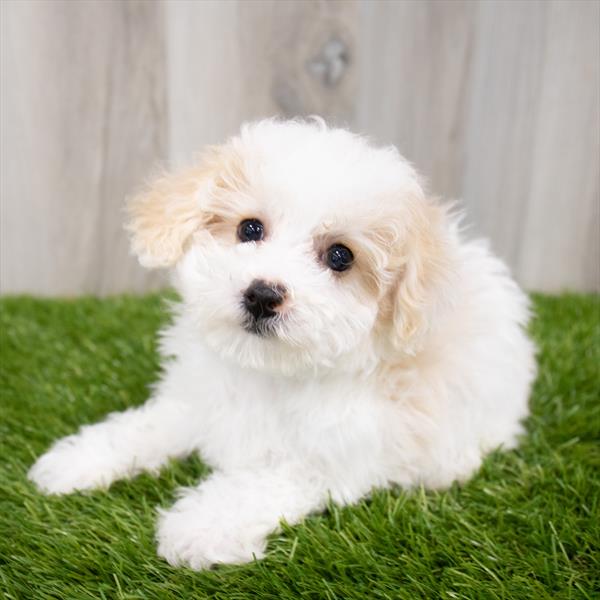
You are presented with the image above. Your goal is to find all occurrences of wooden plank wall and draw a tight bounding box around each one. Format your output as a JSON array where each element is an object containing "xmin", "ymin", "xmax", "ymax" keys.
[
  {"xmin": 358, "ymin": 0, "xmax": 599, "ymax": 292},
  {"xmin": 1, "ymin": 0, "xmax": 167, "ymax": 294},
  {"xmin": 1, "ymin": 0, "xmax": 598, "ymax": 295}
]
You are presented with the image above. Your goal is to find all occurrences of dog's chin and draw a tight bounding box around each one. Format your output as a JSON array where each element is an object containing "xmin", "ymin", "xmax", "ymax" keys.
[
  {"xmin": 242, "ymin": 317, "xmax": 278, "ymax": 338},
  {"xmin": 200, "ymin": 317, "xmax": 375, "ymax": 378},
  {"xmin": 195, "ymin": 316, "xmax": 311, "ymax": 376}
]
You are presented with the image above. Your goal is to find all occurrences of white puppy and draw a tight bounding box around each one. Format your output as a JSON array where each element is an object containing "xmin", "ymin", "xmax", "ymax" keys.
[{"xmin": 29, "ymin": 119, "xmax": 536, "ymax": 570}]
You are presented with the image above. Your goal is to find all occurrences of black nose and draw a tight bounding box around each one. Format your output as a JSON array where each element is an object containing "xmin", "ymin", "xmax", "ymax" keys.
[{"xmin": 243, "ymin": 279, "xmax": 286, "ymax": 321}]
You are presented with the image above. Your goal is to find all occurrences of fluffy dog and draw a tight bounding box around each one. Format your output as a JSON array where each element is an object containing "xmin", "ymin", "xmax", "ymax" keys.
[{"xmin": 29, "ymin": 119, "xmax": 536, "ymax": 569}]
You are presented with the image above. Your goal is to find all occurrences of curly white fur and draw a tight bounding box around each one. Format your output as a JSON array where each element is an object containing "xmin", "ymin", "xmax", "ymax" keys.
[{"xmin": 29, "ymin": 119, "xmax": 536, "ymax": 570}]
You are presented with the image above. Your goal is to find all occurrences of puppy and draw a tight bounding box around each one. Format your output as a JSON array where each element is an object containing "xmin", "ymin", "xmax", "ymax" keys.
[{"xmin": 29, "ymin": 119, "xmax": 536, "ymax": 570}]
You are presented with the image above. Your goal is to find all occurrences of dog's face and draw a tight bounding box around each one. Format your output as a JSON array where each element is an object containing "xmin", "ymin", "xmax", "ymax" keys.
[{"xmin": 127, "ymin": 120, "xmax": 452, "ymax": 375}]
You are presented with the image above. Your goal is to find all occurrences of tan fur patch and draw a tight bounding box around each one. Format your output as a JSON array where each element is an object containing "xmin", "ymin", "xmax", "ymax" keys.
[
  {"xmin": 125, "ymin": 144, "xmax": 250, "ymax": 267},
  {"xmin": 386, "ymin": 199, "xmax": 453, "ymax": 352},
  {"xmin": 334, "ymin": 194, "xmax": 455, "ymax": 356}
]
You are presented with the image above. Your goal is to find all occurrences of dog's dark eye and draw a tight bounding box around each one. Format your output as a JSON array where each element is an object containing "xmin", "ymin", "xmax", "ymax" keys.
[
  {"xmin": 325, "ymin": 244, "xmax": 354, "ymax": 272},
  {"xmin": 238, "ymin": 219, "xmax": 264, "ymax": 243}
]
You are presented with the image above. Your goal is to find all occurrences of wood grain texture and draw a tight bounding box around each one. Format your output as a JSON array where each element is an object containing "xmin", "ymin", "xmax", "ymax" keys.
[
  {"xmin": 357, "ymin": 0, "xmax": 599, "ymax": 291},
  {"xmin": 515, "ymin": 0, "xmax": 600, "ymax": 291},
  {"xmin": 1, "ymin": 0, "xmax": 598, "ymax": 294},
  {"xmin": 166, "ymin": 0, "xmax": 358, "ymax": 164},
  {"xmin": 357, "ymin": 0, "xmax": 477, "ymax": 197},
  {"xmin": 1, "ymin": 0, "xmax": 167, "ymax": 295}
]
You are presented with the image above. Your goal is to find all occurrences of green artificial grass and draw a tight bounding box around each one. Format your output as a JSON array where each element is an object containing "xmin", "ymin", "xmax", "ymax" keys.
[{"xmin": 0, "ymin": 293, "xmax": 598, "ymax": 599}]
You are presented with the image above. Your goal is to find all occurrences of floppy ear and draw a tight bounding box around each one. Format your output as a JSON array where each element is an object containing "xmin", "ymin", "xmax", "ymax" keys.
[
  {"xmin": 125, "ymin": 165, "xmax": 209, "ymax": 269},
  {"xmin": 388, "ymin": 200, "xmax": 455, "ymax": 353}
]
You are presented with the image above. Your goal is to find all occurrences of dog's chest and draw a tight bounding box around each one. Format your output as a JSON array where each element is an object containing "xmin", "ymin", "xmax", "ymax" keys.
[{"xmin": 190, "ymin": 358, "xmax": 384, "ymax": 470}]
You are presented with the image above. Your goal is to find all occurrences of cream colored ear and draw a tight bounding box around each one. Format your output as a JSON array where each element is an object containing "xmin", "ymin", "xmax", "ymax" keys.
[
  {"xmin": 125, "ymin": 165, "xmax": 207, "ymax": 269},
  {"xmin": 389, "ymin": 200, "xmax": 454, "ymax": 353}
]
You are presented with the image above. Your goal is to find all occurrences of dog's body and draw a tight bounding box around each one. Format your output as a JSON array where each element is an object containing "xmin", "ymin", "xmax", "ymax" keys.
[{"xmin": 29, "ymin": 119, "xmax": 535, "ymax": 569}]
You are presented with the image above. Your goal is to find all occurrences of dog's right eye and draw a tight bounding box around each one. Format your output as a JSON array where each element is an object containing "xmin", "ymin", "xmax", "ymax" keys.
[{"xmin": 238, "ymin": 219, "xmax": 264, "ymax": 243}]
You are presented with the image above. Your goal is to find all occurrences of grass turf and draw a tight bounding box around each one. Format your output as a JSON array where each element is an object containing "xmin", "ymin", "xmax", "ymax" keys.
[{"xmin": 0, "ymin": 292, "xmax": 598, "ymax": 599}]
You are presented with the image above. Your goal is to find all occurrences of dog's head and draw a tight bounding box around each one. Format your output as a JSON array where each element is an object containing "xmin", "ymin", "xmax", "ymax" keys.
[{"xmin": 127, "ymin": 119, "xmax": 456, "ymax": 375}]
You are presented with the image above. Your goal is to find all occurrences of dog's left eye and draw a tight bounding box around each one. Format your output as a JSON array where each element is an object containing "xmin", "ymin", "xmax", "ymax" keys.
[
  {"xmin": 238, "ymin": 219, "xmax": 264, "ymax": 243},
  {"xmin": 325, "ymin": 244, "xmax": 354, "ymax": 272}
]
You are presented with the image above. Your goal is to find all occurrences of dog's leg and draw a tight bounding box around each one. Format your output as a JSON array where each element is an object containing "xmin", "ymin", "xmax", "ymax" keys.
[
  {"xmin": 28, "ymin": 395, "xmax": 199, "ymax": 494},
  {"xmin": 156, "ymin": 465, "xmax": 327, "ymax": 569}
]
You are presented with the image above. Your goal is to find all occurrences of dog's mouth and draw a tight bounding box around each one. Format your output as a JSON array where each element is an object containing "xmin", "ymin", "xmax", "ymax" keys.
[{"xmin": 242, "ymin": 316, "xmax": 278, "ymax": 338}]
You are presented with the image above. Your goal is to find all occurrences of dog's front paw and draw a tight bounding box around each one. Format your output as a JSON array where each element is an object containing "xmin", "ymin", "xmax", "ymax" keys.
[
  {"xmin": 28, "ymin": 432, "xmax": 118, "ymax": 494},
  {"xmin": 156, "ymin": 493, "xmax": 267, "ymax": 570}
]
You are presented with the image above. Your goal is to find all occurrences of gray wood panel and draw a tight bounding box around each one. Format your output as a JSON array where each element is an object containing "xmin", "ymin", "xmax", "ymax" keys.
[
  {"xmin": 357, "ymin": 0, "xmax": 477, "ymax": 197},
  {"xmin": 516, "ymin": 0, "xmax": 600, "ymax": 291},
  {"xmin": 357, "ymin": 0, "xmax": 599, "ymax": 291},
  {"xmin": 166, "ymin": 0, "xmax": 358, "ymax": 163},
  {"xmin": 0, "ymin": 0, "xmax": 167, "ymax": 295},
  {"xmin": 1, "ymin": 0, "xmax": 598, "ymax": 294}
]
